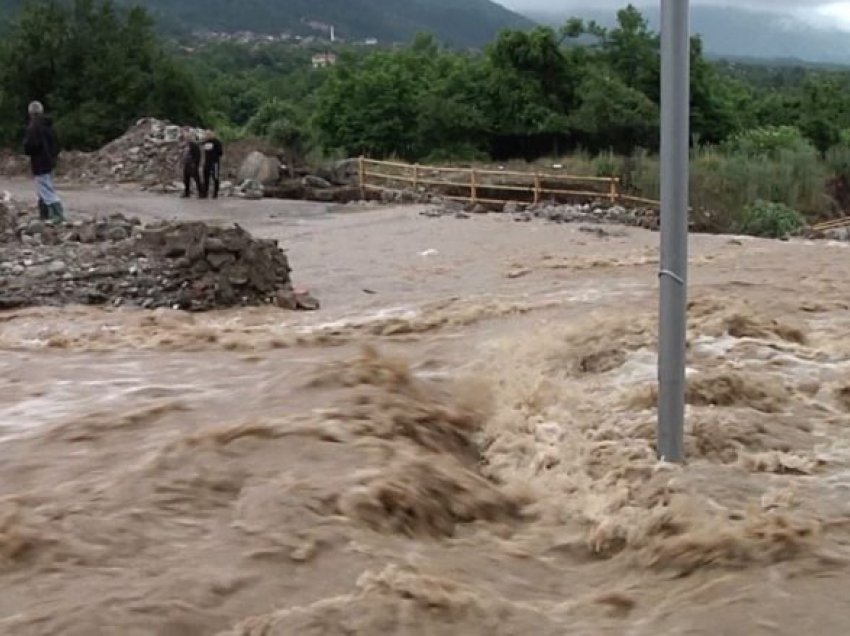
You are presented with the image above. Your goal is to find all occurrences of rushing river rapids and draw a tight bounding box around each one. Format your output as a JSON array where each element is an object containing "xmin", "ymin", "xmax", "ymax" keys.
[{"xmin": 2, "ymin": 180, "xmax": 850, "ymax": 634}]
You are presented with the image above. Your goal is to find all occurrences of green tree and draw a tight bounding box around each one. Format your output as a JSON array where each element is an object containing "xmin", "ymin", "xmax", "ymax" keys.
[
  {"xmin": 313, "ymin": 49, "xmax": 421, "ymax": 158},
  {"xmin": 570, "ymin": 72, "xmax": 658, "ymax": 152},
  {"xmin": 0, "ymin": 0, "xmax": 207, "ymax": 149}
]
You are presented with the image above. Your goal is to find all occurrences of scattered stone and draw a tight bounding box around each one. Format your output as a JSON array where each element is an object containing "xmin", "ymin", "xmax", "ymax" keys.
[
  {"xmin": 219, "ymin": 181, "xmax": 235, "ymax": 197},
  {"xmin": 275, "ymin": 288, "xmax": 320, "ymax": 311},
  {"xmin": 330, "ymin": 158, "xmax": 360, "ymax": 186},
  {"xmin": 417, "ymin": 200, "xmax": 661, "ymax": 230},
  {"xmin": 302, "ymin": 175, "xmax": 332, "ymax": 189},
  {"xmin": 578, "ymin": 225, "xmax": 628, "ymax": 239},
  {"xmin": 26, "ymin": 220, "xmax": 46, "ymax": 236},
  {"xmin": 106, "ymin": 225, "xmax": 130, "ymax": 241},
  {"xmin": 238, "ymin": 179, "xmax": 265, "ymax": 200},
  {"xmin": 506, "ymin": 268, "xmax": 531, "ymax": 279},
  {"xmin": 275, "ymin": 289, "xmax": 298, "ymax": 310},
  {"xmin": 294, "ymin": 290, "xmax": 320, "ymax": 310}
]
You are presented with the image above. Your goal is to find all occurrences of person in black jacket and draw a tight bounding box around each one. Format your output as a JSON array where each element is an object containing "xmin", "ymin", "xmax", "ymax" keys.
[
  {"xmin": 202, "ymin": 130, "xmax": 224, "ymax": 199},
  {"xmin": 22, "ymin": 101, "xmax": 65, "ymax": 222},
  {"xmin": 181, "ymin": 131, "xmax": 202, "ymax": 198}
]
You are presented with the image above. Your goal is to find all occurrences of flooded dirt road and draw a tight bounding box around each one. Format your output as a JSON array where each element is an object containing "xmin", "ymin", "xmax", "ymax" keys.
[{"xmin": 2, "ymin": 179, "xmax": 850, "ymax": 635}]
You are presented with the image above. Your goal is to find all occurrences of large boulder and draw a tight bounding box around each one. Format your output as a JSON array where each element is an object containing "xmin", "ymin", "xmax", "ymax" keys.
[{"xmin": 237, "ymin": 151, "xmax": 281, "ymax": 186}]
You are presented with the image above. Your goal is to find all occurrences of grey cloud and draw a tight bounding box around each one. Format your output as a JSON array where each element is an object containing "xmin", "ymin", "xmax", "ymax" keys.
[{"xmin": 499, "ymin": 0, "xmax": 830, "ymax": 11}]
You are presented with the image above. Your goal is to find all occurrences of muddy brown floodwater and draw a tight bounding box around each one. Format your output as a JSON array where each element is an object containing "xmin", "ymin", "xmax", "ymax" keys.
[{"xmin": 3, "ymin": 178, "xmax": 850, "ymax": 635}]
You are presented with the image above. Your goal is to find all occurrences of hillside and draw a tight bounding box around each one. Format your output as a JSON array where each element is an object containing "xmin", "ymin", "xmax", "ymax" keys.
[
  {"xmin": 527, "ymin": 5, "xmax": 850, "ymax": 65},
  {"xmin": 0, "ymin": 0, "xmax": 536, "ymax": 46}
]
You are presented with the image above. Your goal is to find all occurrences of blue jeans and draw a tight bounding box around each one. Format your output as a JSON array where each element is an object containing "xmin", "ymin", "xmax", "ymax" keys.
[{"xmin": 35, "ymin": 173, "xmax": 61, "ymax": 205}]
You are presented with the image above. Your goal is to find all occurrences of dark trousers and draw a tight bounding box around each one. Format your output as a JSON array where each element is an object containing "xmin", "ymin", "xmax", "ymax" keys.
[
  {"xmin": 183, "ymin": 163, "xmax": 202, "ymax": 197},
  {"xmin": 202, "ymin": 161, "xmax": 221, "ymax": 199}
]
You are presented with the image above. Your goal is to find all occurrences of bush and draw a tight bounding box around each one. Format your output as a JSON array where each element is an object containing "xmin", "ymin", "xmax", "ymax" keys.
[
  {"xmin": 739, "ymin": 200, "xmax": 805, "ymax": 238},
  {"xmin": 724, "ymin": 126, "xmax": 816, "ymax": 159},
  {"xmin": 593, "ymin": 151, "xmax": 619, "ymax": 178}
]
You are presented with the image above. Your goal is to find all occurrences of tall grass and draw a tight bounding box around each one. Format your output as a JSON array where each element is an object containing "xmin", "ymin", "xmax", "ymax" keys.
[{"xmin": 582, "ymin": 146, "xmax": 829, "ymax": 233}]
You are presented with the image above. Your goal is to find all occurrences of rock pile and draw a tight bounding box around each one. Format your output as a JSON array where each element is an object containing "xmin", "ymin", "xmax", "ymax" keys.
[
  {"xmin": 0, "ymin": 197, "xmax": 317, "ymax": 312},
  {"xmin": 0, "ymin": 150, "xmax": 28, "ymax": 176},
  {"xmin": 0, "ymin": 194, "xmax": 24, "ymax": 237},
  {"xmin": 525, "ymin": 202, "xmax": 660, "ymax": 229},
  {"xmin": 56, "ymin": 118, "xmax": 206, "ymax": 189}
]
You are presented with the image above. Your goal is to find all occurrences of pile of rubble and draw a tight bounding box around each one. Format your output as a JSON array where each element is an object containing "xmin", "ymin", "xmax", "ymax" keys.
[
  {"xmin": 55, "ymin": 118, "xmax": 208, "ymax": 189},
  {"xmin": 0, "ymin": 197, "xmax": 317, "ymax": 311},
  {"xmin": 0, "ymin": 150, "xmax": 28, "ymax": 176},
  {"xmin": 419, "ymin": 199, "xmax": 660, "ymax": 230}
]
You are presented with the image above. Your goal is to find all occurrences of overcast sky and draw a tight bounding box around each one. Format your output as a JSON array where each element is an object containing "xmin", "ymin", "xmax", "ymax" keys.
[{"xmin": 498, "ymin": 1, "xmax": 850, "ymax": 29}]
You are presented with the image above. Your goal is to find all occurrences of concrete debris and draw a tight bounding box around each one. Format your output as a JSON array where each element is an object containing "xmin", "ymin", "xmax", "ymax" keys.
[{"xmin": 0, "ymin": 196, "xmax": 317, "ymax": 312}]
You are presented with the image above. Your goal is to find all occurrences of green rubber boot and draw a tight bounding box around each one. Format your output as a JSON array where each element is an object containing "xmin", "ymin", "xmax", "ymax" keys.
[{"xmin": 48, "ymin": 202, "xmax": 66, "ymax": 223}]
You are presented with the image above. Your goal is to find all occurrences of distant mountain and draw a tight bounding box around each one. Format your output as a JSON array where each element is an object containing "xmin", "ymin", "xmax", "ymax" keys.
[
  {"xmin": 0, "ymin": 0, "xmax": 536, "ymax": 47},
  {"xmin": 526, "ymin": 5, "xmax": 850, "ymax": 65}
]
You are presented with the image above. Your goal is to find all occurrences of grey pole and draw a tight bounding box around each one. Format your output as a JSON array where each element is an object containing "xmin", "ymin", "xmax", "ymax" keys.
[{"xmin": 657, "ymin": 0, "xmax": 690, "ymax": 463}]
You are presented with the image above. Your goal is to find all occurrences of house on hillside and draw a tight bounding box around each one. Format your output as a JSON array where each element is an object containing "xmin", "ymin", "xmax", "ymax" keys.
[{"xmin": 312, "ymin": 52, "xmax": 337, "ymax": 68}]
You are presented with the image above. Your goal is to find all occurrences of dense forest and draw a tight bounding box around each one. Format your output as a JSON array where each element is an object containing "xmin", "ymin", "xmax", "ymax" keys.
[
  {"xmin": 0, "ymin": 0, "xmax": 534, "ymax": 46},
  {"xmin": 4, "ymin": 0, "xmax": 850, "ymax": 233}
]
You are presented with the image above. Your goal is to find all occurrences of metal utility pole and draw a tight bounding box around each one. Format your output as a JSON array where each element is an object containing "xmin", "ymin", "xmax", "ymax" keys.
[{"xmin": 657, "ymin": 0, "xmax": 690, "ymax": 463}]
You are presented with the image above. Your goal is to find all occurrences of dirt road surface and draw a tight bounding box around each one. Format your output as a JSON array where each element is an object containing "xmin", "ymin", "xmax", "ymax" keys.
[{"xmin": 2, "ymin": 178, "xmax": 850, "ymax": 635}]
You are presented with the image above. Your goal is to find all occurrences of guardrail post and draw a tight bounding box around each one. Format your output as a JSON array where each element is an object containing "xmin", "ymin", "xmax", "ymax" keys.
[
  {"xmin": 358, "ymin": 155, "xmax": 366, "ymax": 200},
  {"xmin": 413, "ymin": 163, "xmax": 420, "ymax": 190},
  {"xmin": 470, "ymin": 169, "xmax": 478, "ymax": 204},
  {"xmin": 533, "ymin": 173, "xmax": 541, "ymax": 205}
]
